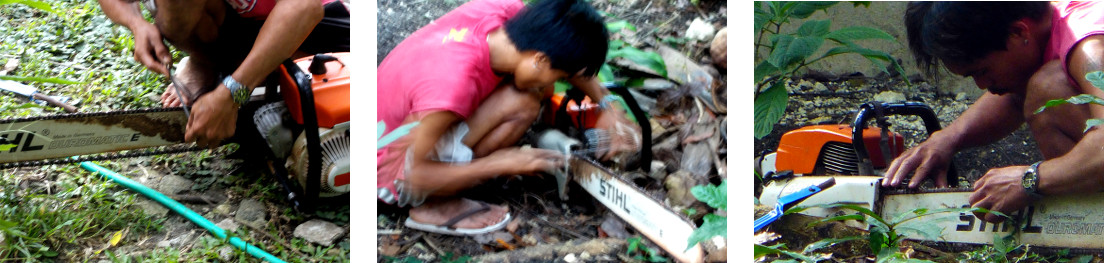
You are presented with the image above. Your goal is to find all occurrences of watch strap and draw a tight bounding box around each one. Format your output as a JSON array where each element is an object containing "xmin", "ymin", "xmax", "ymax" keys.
[
  {"xmin": 597, "ymin": 94, "xmax": 618, "ymax": 110},
  {"xmin": 1023, "ymin": 161, "xmax": 1044, "ymax": 199},
  {"xmin": 222, "ymin": 76, "xmax": 251, "ymax": 106}
]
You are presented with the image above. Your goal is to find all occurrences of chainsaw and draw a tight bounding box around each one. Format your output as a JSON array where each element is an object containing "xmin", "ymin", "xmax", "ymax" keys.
[
  {"xmin": 757, "ymin": 101, "xmax": 1104, "ymax": 252},
  {"xmin": 533, "ymin": 85, "xmax": 707, "ymax": 263},
  {"xmin": 0, "ymin": 53, "xmax": 352, "ymax": 212}
]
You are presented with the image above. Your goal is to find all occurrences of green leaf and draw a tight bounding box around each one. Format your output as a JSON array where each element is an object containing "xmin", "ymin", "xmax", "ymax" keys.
[
  {"xmin": 754, "ymin": 8, "xmax": 773, "ymax": 35},
  {"xmin": 598, "ymin": 64, "xmax": 615, "ymax": 84},
  {"xmin": 1075, "ymin": 255, "xmax": 1093, "ymax": 263},
  {"xmin": 1036, "ymin": 94, "xmax": 1104, "ymax": 114},
  {"xmin": 803, "ymin": 236, "xmax": 863, "ymax": 253},
  {"xmin": 753, "ymin": 244, "xmax": 782, "ymax": 258},
  {"xmin": 869, "ymin": 228, "xmax": 887, "ymax": 254},
  {"xmin": 690, "ymin": 180, "xmax": 726, "ymax": 210},
  {"xmin": 1036, "ymin": 98, "xmax": 1072, "ymax": 113},
  {"xmin": 770, "ymin": 2, "xmax": 798, "ymax": 18},
  {"xmin": 685, "ymin": 214, "xmax": 725, "ymax": 251},
  {"xmin": 607, "ymin": 46, "xmax": 667, "ymax": 78},
  {"xmin": 0, "ymin": 0, "xmax": 59, "ymax": 15},
  {"xmin": 797, "ymin": 20, "xmax": 831, "ymax": 37},
  {"xmin": 825, "ymin": 26, "xmax": 896, "ymax": 43},
  {"xmin": 0, "ymin": 75, "xmax": 82, "ymax": 85},
  {"xmin": 1067, "ymin": 93, "xmax": 1104, "ymax": 104},
  {"xmin": 753, "ymin": 244, "xmax": 817, "ymax": 262},
  {"xmin": 809, "ymin": 214, "xmax": 865, "ymax": 227},
  {"xmin": 850, "ymin": 1, "xmax": 871, "ymax": 8},
  {"xmin": 788, "ymin": 1, "xmax": 838, "ymax": 19},
  {"xmin": 1086, "ymin": 71, "xmax": 1104, "ymax": 92},
  {"xmin": 1085, "ymin": 119, "xmax": 1104, "ymax": 133},
  {"xmin": 780, "ymin": 36, "xmax": 825, "ymax": 69},
  {"xmin": 0, "ymin": 144, "xmax": 15, "ymax": 151},
  {"xmin": 896, "ymin": 223, "xmax": 942, "ymax": 241},
  {"xmin": 888, "ymin": 206, "xmax": 979, "ymax": 226},
  {"xmin": 606, "ymin": 20, "xmax": 637, "ymax": 33},
  {"xmin": 627, "ymin": 236, "xmax": 642, "ymax": 254},
  {"xmin": 993, "ymin": 233, "xmax": 1016, "ymax": 255},
  {"xmin": 767, "ymin": 35, "xmax": 796, "ymax": 68},
  {"xmin": 754, "ymin": 81, "xmax": 788, "ymax": 139},
  {"xmin": 754, "ymin": 60, "xmax": 780, "ymax": 84}
]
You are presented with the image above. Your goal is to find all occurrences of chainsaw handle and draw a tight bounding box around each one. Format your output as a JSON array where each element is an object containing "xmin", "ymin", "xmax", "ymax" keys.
[
  {"xmin": 604, "ymin": 84, "xmax": 652, "ymax": 172},
  {"xmin": 754, "ymin": 178, "xmax": 837, "ymax": 232},
  {"xmin": 851, "ymin": 101, "xmax": 959, "ymax": 187}
]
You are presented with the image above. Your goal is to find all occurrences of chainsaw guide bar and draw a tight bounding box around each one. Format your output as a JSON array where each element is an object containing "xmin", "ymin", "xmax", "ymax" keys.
[
  {"xmin": 0, "ymin": 107, "xmax": 201, "ymax": 168},
  {"xmin": 761, "ymin": 176, "xmax": 1104, "ymax": 254},
  {"xmin": 569, "ymin": 155, "xmax": 705, "ymax": 263}
]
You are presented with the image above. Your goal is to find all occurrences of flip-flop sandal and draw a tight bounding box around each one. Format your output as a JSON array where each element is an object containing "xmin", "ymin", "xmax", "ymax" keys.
[{"xmin": 404, "ymin": 201, "xmax": 511, "ymax": 236}]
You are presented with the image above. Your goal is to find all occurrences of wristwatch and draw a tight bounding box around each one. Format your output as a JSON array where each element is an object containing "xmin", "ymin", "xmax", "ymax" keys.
[
  {"xmin": 597, "ymin": 94, "xmax": 618, "ymax": 110},
  {"xmin": 1022, "ymin": 161, "xmax": 1044, "ymax": 200},
  {"xmin": 222, "ymin": 76, "xmax": 251, "ymax": 106}
]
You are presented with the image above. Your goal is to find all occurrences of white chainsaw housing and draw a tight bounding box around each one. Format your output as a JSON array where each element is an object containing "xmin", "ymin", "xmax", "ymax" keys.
[{"xmin": 759, "ymin": 176, "xmax": 881, "ymax": 230}]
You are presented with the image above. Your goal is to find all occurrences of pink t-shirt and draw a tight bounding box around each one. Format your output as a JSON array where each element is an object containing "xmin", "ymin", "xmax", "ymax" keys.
[
  {"xmin": 376, "ymin": 0, "xmax": 524, "ymax": 203},
  {"xmin": 1044, "ymin": 1, "xmax": 1104, "ymax": 86},
  {"xmin": 226, "ymin": 0, "xmax": 337, "ymax": 18}
]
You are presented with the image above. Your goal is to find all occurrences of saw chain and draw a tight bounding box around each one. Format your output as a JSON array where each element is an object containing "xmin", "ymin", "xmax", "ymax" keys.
[{"xmin": 0, "ymin": 107, "xmax": 207, "ymax": 169}]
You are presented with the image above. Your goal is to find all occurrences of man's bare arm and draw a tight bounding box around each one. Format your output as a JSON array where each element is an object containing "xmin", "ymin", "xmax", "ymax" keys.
[
  {"xmin": 97, "ymin": 0, "xmax": 143, "ymax": 29},
  {"xmin": 405, "ymin": 111, "xmax": 562, "ymax": 197},
  {"xmin": 97, "ymin": 0, "xmax": 171, "ymax": 75},
  {"xmin": 936, "ymin": 91, "xmax": 1026, "ymax": 150},
  {"xmin": 884, "ymin": 85, "xmax": 1025, "ymax": 187},
  {"xmin": 1036, "ymin": 35, "xmax": 1104, "ymax": 195}
]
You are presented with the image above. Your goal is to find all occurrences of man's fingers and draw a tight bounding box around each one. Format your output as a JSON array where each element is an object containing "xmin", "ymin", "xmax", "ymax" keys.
[
  {"xmin": 884, "ymin": 157, "xmax": 904, "ymax": 186},
  {"xmin": 892, "ymin": 157, "xmax": 919, "ymax": 187},
  {"xmin": 934, "ymin": 169, "xmax": 949, "ymax": 188},
  {"xmin": 910, "ymin": 163, "xmax": 937, "ymax": 188}
]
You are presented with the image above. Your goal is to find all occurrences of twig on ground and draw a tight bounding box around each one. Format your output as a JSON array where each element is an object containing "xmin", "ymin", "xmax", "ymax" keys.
[
  {"xmin": 423, "ymin": 235, "xmax": 445, "ymax": 256},
  {"xmin": 504, "ymin": 199, "xmax": 586, "ymax": 239},
  {"xmin": 396, "ymin": 232, "xmax": 423, "ymax": 256},
  {"xmin": 378, "ymin": 229, "xmax": 402, "ymax": 235}
]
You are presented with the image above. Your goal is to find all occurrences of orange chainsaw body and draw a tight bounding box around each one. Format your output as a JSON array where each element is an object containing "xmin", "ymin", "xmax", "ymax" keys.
[
  {"xmin": 549, "ymin": 92, "xmax": 601, "ymax": 129},
  {"xmin": 776, "ymin": 124, "xmax": 905, "ymax": 175},
  {"xmin": 278, "ymin": 52, "xmax": 351, "ymax": 129}
]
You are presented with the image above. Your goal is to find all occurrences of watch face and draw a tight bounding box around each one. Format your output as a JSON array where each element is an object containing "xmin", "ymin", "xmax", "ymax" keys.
[{"xmin": 1022, "ymin": 170, "xmax": 1037, "ymax": 189}]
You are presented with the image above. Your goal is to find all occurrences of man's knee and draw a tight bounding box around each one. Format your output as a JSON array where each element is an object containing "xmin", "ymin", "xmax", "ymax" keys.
[
  {"xmin": 1026, "ymin": 61, "xmax": 1077, "ymax": 109},
  {"xmin": 495, "ymin": 84, "xmax": 543, "ymax": 122},
  {"xmin": 154, "ymin": 0, "xmax": 224, "ymax": 48}
]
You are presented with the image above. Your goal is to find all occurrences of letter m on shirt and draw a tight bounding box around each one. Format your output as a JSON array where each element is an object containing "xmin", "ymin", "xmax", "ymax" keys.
[{"xmin": 442, "ymin": 28, "xmax": 468, "ymax": 43}]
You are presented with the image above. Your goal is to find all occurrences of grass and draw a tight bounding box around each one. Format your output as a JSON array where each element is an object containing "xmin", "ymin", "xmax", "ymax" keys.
[{"xmin": 1, "ymin": 1, "xmax": 350, "ymax": 262}]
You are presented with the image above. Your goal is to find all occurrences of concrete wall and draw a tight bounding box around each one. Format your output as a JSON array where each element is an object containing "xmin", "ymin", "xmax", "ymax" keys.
[{"xmin": 757, "ymin": 2, "xmax": 982, "ymax": 98}]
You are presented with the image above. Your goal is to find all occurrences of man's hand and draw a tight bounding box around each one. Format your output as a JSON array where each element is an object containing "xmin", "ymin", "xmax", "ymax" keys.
[
  {"xmin": 484, "ymin": 147, "xmax": 565, "ymax": 175},
  {"xmin": 594, "ymin": 105, "xmax": 641, "ymax": 161},
  {"xmin": 969, "ymin": 165, "xmax": 1032, "ymax": 223},
  {"xmin": 883, "ymin": 131, "xmax": 957, "ymax": 188},
  {"xmin": 130, "ymin": 22, "xmax": 172, "ymax": 76},
  {"xmin": 185, "ymin": 85, "xmax": 237, "ymax": 148}
]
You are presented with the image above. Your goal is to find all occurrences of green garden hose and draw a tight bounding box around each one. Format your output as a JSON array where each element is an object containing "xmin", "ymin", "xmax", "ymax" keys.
[{"xmin": 79, "ymin": 161, "xmax": 287, "ymax": 263}]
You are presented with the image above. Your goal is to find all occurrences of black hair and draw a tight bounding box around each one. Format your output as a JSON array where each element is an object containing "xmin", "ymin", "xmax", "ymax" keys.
[
  {"xmin": 504, "ymin": 0, "xmax": 609, "ymax": 77},
  {"xmin": 905, "ymin": 2, "xmax": 1050, "ymax": 76}
]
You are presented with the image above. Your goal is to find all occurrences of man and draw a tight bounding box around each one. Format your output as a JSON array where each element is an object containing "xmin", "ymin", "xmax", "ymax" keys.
[
  {"xmin": 889, "ymin": 2, "xmax": 1104, "ymax": 223},
  {"xmin": 97, "ymin": 0, "xmax": 349, "ymax": 148},
  {"xmin": 377, "ymin": 0, "xmax": 640, "ymax": 235}
]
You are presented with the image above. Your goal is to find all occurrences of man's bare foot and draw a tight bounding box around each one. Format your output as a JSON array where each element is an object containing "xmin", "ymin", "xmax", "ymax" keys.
[
  {"xmin": 407, "ymin": 198, "xmax": 509, "ymax": 230},
  {"xmin": 160, "ymin": 57, "xmax": 210, "ymax": 107}
]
